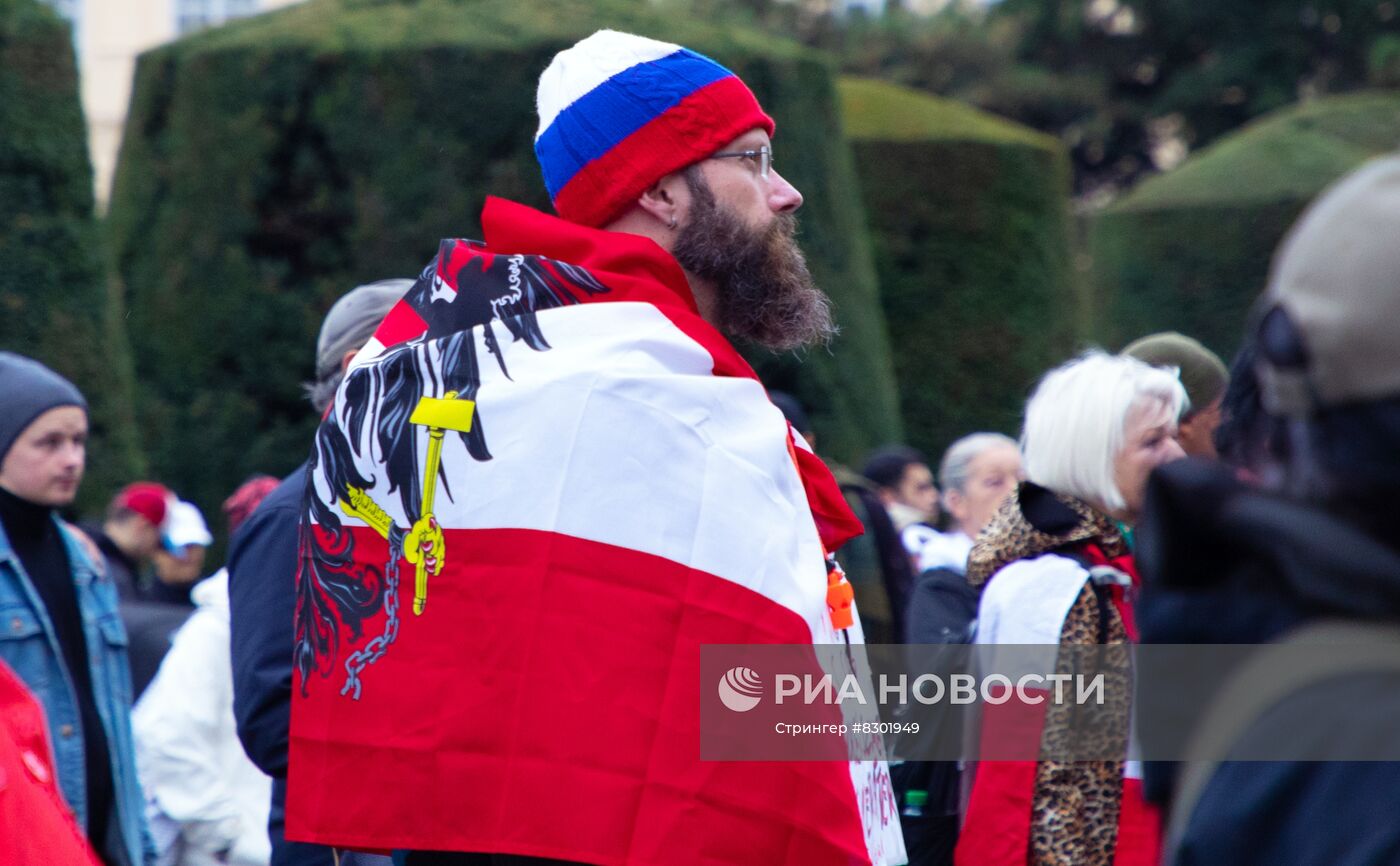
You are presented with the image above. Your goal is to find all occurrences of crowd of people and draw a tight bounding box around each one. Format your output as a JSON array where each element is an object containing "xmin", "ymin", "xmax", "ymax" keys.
[
  {"xmin": 2, "ymin": 25, "xmax": 1398, "ymax": 866},
  {"xmin": 0, "ymin": 274, "xmax": 407, "ymax": 866}
]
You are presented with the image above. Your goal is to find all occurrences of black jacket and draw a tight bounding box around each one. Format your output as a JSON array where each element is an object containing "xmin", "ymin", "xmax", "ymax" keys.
[
  {"xmin": 904, "ymin": 567, "xmax": 978, "ymax": 646},
  {"xmin": 1137, "ymin": 458, "xmax": 1400, "ymax": 866}
]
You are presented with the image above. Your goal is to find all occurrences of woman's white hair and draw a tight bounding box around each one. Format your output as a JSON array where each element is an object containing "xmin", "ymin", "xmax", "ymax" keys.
[{"xmin": 1021, "ymin": 350, "xmax": 1187, "ymax": 513}]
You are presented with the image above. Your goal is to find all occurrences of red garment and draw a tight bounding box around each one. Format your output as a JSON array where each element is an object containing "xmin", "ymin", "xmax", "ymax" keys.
[
  {"xmin": 0, "ymin": 660, "xmax": 102, "ymax": 866},
  {"xmin": 956, "ymin": 542, "xmax": 1160, "ymax": 866},
  {"xmin": 1080, "ymin": 543, "xmax": 1142, "ymax": 642},
  {"xmin": 286, "ymin": 199, "xmax": 897, "ymax": 864}
]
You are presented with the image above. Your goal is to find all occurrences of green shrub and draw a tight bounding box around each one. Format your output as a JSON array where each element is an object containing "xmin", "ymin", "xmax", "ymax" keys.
[
  {"xmin": 107, "ymin": 0, "xmax": 903, "ymax": 525},
  {"xmin": 0, "ymin": 0, "xmax": 141, "ymax": 514},
  {"xmin": 1089, "ymin": 91, "xmax": 1400, "ymax": 361},
  {"xmin": 839, "ymin": 76, "xmax": 1076, "ymax": 459}
]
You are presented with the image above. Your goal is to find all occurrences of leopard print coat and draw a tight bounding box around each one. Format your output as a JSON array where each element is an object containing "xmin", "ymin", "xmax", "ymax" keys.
[{"xmin": 968, "ymin": 482, "xmax": 1134, "ymax": 866}]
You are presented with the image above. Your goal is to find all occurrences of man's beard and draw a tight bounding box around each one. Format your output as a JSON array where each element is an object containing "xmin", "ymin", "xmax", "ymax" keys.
[{"xmin": 671, "ymin": 169, "xmax": 836, "ymax": 352}]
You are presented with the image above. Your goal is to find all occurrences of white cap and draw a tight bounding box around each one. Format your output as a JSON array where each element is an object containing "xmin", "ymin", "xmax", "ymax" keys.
[{"xmin": 163, "ymin": 500, "xmax": 213, "ymax": 550}]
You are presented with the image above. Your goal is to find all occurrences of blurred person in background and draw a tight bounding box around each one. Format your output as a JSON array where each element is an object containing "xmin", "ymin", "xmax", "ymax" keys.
[
  {"xmin": 1138, "ymin": 155, "xmax": 1400, "ymax": 866},
  {"xmin": 0, "ymin": 352, "xmax": 152, "ymax": 866},
  {"xmin": 855, "ymin": 444, "xmax": 940, "ymax": 639},
  {"xmin": 772, "ymin": 388, "xmax": 911, "ymax": 645},
  {"xmin": 906, "ymin": 432, "xmax": 1023, "ymax": 644},
  {"xmin": 134, "ymin": 476, "xmax": 280, "ymax": 866},
  {"xmin": 896, "ymin": 432, "xmax": 1023, "ymax": 866},
  {"xmin": 767, "ymin": 389, "xmax": 816, "ymax": 451},
  {"xmin": 147, "ymin": 500, "xmax": 214, "ymax": 607},
  {"xmin": 229, "ymin": 279, "xmax": 410, "ymax": 866},
  {"xmin": 864, "ymin": 445, "xmax": 941, "ymax": 540},
  {"xmin": 83, "ymin": 482, "xmax": 172, "ymax": 601},
  {"xmin": 1122, "ymin": 332, "xmax": 1228, "ymax": 459},
  {"xmin": 120, "ymin": 498, "xmax": 213, "ymax": 700},
  {"xmin": 836, "ymin": 445, "xmax": 919, "ymax": 644},
  {"xmin": 956, "ymin": 351, "xmax": 1185, "ymax": 866}
]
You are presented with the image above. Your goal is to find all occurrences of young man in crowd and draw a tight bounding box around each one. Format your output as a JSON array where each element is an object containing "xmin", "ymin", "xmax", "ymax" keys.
[
  {"xmin": 147, "ymin": 499, "xmax": 214, "ymax": 606},
  {"xmin": 83, "ymin": 482, "xmax": 172, "ymax": 601},
  {"xmin": 863, "ymin": 445, "xmax": 941, "ymax": 537},
  {"xmin": 0, "ymin": 352, "xmax": 151, "ymax": 866}
]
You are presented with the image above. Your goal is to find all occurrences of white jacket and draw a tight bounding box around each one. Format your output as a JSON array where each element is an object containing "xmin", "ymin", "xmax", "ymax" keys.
[{"xmin": 133, "ymin": 569, "xmax": 272, "ymax": 866}]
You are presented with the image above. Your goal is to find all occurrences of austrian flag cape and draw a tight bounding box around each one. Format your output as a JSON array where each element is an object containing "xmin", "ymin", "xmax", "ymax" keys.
[{"xmin": 286, "ymin": 197, "xmax": 906, "ymax": 865}]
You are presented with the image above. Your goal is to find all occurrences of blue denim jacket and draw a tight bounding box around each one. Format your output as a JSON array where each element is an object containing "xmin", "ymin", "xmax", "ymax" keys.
[{"xmin": 0, "ymin": 516, "xmax": 153, "ymax": 865}]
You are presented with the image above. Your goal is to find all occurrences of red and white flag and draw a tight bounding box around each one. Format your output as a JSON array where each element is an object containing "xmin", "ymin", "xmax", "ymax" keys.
[{"xmin": 286, "ymin": 198, "xmax": 905, "ymax": 865}]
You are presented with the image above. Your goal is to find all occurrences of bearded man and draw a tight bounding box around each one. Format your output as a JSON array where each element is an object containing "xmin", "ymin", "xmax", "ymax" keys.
[{"xmin": 285, "ymin": 30, "xmax": 904, "ymax": 866}]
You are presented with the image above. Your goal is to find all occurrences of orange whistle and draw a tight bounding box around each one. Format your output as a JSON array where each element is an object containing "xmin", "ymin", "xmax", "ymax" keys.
[{"xmin": 826, "ymin": 569, "xmax": 854, "ymax": 630}]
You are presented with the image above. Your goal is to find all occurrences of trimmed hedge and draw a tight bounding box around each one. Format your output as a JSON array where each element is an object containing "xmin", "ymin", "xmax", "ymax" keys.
[
  {"xmin": 0, "ymin": 0, "xmax": 141, "ymax": 513},
  {"xmin": 1089, "ymin": 91, "xmax": 1400, "ymax": 360},
  {"xmin": 839, "ymin": 77, "xmax": 1076, "ymax": 459},
  {"xmin": 107, "ymin": 0, "xmax": 903, "ymax": 524}
]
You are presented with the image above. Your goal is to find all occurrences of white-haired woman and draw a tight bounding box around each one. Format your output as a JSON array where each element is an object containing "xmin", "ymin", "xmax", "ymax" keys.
[
  {"xmin": 906, "ymin": 432, "xmax": 1023, "ymax": 644},
  {"xmin": 955, "ymin": 351, "xmax": 1185, "ymax": 866}
]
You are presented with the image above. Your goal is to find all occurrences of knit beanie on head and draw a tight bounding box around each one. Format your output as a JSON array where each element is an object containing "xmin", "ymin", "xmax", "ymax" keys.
[
  {"xmin": 535, "ymin": 30, "xmax": 775, "ymax": 228},
  {"xmin": 0, "ymin": 352, "xmax": 87, "ymax": 463}
]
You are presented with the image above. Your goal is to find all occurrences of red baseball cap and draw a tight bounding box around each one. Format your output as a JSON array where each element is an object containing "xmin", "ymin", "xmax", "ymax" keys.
[{"xmin": 114, "ymin": 482, "xmax": 172, "ymax": 527}]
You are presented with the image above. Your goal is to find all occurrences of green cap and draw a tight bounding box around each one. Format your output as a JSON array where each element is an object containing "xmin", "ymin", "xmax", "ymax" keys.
[
  {"xmin": 904, "ymin": 789, "xmax": 928, "ymax": 807},
  {"xmin": 1122, "ymin": 331, "xmax": 1228, "ymax": 416}
]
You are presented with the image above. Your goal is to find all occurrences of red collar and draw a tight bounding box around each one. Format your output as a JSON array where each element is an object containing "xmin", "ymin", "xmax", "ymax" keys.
[{"xmin": 481, "ymin": 197, "xmax": 700, "ymax": 316}]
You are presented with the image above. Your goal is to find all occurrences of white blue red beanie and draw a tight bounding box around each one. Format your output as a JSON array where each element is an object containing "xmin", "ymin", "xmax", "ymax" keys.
[{"xmin": 535, "ymin": 30, "xmax": 776, "ymax": 228}]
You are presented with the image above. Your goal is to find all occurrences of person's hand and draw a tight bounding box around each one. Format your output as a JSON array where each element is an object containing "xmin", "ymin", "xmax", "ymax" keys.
[{"xmin": 403, "ymin": 515, "xmax": 445, "ymax": 576}]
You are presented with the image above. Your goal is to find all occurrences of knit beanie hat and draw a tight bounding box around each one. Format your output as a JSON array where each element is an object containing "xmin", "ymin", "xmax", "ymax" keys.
[
  {"xmin": 0, "ymin": 352, "xmax": 87, "ymax": 463},
  {"xmin": 1122, "ymin": 332, "xmax": 1228, "ymax": 417},
  {"xmin": 535, "ymin": 30, "xmax": 775, "ymax": 228}
]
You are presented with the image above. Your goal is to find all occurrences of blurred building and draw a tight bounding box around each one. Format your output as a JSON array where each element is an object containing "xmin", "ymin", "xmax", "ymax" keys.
[{"xmin": 41, "ymin": 0, "xmax": 304, "ymax": 207}]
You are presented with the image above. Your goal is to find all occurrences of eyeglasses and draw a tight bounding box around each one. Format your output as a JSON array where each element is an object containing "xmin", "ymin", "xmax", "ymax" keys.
[{"xmin": 709, "ymin": 145, "xmax": 772, "ymax": 179}]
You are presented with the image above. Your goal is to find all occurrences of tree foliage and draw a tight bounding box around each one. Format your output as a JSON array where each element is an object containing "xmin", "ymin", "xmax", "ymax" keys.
[
  {"xmin": 0, "ymin": 0, "xmax": 141, "ymax": 514},
  {"xmin": 723, "ymin": 0, "xmax": 1400, "ymax": 197},
  {"xmin": 1089, "ymin": 91, "xmax": 1400, "ymax": 360},
  {"xmin": 993, "ymin": 0, "xmax": 1400, "ymax": 194},
  {"xmin": 840, "ymin": 77, "xmax": 1077, "ymax": 460}
]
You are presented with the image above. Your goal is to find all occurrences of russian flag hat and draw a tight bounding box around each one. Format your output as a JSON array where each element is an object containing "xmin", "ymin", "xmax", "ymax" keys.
[{"xmin": 535, "ymin": 30, "xmax": 776, "ymax": 228}]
